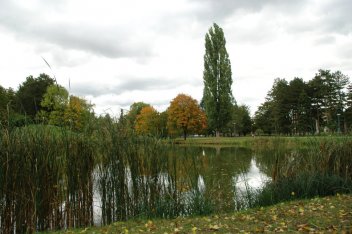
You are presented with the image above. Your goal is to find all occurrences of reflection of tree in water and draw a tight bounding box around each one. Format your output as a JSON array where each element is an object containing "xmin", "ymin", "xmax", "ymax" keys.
[
  {"xmin": 253, "ymin": 147, "xmax": 289, "ymax": 178},
  {"xmin": 98, "ymin": 145, "xmax": 254, "ymax": 223},
  {"xmin": 200, "ymin": 147, "xmax": 252, "ymax": 212}
]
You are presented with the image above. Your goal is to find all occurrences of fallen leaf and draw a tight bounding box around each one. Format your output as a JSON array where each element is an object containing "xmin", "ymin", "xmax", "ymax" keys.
[{"xmin": 209, "ymin": 224, "xmax": 220, "ymax": 231}]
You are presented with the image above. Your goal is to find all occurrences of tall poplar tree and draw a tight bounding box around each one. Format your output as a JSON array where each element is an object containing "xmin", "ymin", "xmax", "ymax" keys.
[{"xmin": 202, "ymin": 23, "xmax": 234, "ymax": 136}]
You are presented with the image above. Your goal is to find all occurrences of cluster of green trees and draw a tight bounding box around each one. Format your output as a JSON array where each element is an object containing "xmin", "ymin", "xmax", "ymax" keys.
[
  {"xmin": 254, "ymin": 70, "xmax": 352, "ymax": 135},
  {"xmin": 0, "ymin": 74, "xmax": 94, "ymax": 131}
]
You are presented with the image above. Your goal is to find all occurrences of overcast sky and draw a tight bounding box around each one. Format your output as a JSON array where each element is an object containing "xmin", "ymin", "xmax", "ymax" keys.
[{"xmin": 1, "ymin": 0, "xmax": 351, "ymax": 116}]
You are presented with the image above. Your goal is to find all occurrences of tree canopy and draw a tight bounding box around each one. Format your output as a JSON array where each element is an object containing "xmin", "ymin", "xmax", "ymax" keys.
[
  {"xmin": 167, "ymin": 94, "xmax": 207, "ymax": 140},
  {"xmin": 202, "ymin": 23, "xmax": 234, "ymax": 136},
  {"xmin": 135, "ymin": 106, "xmax": 159, "ymax": 136},
  {"xmin": 15, "ymin": 73, "xmax": 55, "ymax": 118},
  {"xmin": 254, "ymin": 69, "xmax": 350, "ymax": 135}
]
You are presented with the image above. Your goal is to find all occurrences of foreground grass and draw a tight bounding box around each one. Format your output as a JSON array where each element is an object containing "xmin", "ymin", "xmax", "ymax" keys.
[{"xmin": 49, "ymin": 194, "xmax": 351, "ymax": 233}]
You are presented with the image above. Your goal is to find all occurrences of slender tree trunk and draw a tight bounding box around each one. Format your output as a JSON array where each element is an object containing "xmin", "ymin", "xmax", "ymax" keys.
[
  {"xmin": 315, "ymin": 118, "xmax": 320, "ymax": 134},
  {"xmin": 216, "ymin": 130, "xmax": 220, "ymax": 137}
]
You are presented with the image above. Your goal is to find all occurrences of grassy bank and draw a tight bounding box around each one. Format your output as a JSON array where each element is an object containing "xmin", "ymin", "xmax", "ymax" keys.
[
  {"xmin": 47, "ymin": 194, "xmax": 351, "ymax": 233},
  {"xmin": 171, "ymin": 136, "xmax": 352, "ymax": 147}
]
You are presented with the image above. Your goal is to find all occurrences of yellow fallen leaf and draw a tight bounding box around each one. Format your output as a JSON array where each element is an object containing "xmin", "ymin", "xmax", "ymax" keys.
[
  {"xmin": 192, "ymin": 227, "xmax": 197, "ymax": 234},
  {"xmin": 209, "ymin": 224, "xmax": 220, "ymax": 231}
]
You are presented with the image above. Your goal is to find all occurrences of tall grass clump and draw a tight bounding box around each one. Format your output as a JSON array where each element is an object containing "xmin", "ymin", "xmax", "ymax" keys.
[
  {"xmin": 0, "ymin": 125, "xmax": 95, "ymax": 233},
  {"xmin": 1, "ymin": 116, "xmax": 217, "ymax": 232},
  {"xmin": 254, "ymin": 137, "xmax": 352, "ymax": 207}
]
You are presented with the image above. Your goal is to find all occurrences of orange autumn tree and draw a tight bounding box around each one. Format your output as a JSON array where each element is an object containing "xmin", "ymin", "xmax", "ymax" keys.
[
  {"xmin": 167, "ymin": 94, "xmax": 207, "ymax": 140},
  {"xmin": 135, "ymin": 106, "xmax": 159, "ymax": 136}
]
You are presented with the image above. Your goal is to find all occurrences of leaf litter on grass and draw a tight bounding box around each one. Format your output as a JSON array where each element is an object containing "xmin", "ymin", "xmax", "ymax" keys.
[{"xmin": 51, "ymin": 194, "xmax": 351, "ymax": 233}]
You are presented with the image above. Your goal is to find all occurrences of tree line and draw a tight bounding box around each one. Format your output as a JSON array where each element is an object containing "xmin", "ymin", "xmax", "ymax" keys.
[
  {"xmin": 0, "ymin": 74, "xmax": 94, "ymax": 131},
  {"xmin": 7, "ymin": 23, "xmax": 351, "ymax": 138},
  {"xmin": 254, "ymin": 69, "xmax": 352, "ymax": 135}
]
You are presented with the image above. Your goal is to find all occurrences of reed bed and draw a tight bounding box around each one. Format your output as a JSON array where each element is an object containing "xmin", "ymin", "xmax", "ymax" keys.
[
  {"xmin": 1, "ymin": 120, "xmax": 352, "ymax": 233},
  {"xmin": 0, "ymin": 121, "xmax": 215, "ymax": 232},
  {"xmin": 0, "ymin": 125, "xmax": 95, "ymax": 233},
  {"xmin": 253, "ymin": 137, "xmax": 352, "ymax": 207}
]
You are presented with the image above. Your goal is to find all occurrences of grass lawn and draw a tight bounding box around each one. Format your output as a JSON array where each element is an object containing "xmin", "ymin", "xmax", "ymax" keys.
[
  {"xmin": 169, "ymin": 136, "xmax": 352, "ymax": 148},
  {"xmin": 48, "ymin": 194, "xmax": 351, "ymax": 233}
]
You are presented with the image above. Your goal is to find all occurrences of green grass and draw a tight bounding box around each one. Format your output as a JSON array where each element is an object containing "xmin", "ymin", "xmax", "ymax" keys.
[
  {"xmin": 45, "ymin": 194, "xmax": 352, "ymax": 233},
  {"xmin": 171, "ymin": 136, "xmax": 352, "ymax": 147}
]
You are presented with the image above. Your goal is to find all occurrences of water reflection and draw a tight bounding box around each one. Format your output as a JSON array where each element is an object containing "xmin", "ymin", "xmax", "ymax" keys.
[
  {"xmin": 93, "ymin": 146, "xmax": 273, "ymax": 225},
  {"xmin": 235, "ymin": 159, "xmax": 271, "ymax": 192},
  {"xmin": 233, "ymin": 158, "xmax": 271, "ymax": 209}
]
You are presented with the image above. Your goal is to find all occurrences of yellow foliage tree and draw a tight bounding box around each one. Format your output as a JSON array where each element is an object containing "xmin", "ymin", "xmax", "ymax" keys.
[
  {"xmin": 135, "ymin": 106, "xmax": 159, "ymax": 136},
  {"xmin": 167, "ymin": 94, "xmax": 207, "ymax": 140},
  {"xmin": 64, "ymin": 95, "xmax": 93, "ymax": 131}
]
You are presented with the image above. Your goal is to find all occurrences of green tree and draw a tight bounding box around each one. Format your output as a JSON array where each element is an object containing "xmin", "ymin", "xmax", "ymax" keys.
[
  {"xmin": 157, "ymin": 111, "xmax": 168, "ymax": 138},
  {"xmin": 254, "ymin": 100, "xmax": 275, "ymax": 135},
  {"xmin": 202, "ymin": 23, "xmax": 234, "ymax": 136},
  {"xmin": 308, "ymin": 70, "xmax": 349, "ymax": 133},
  {"xmin": 232, "ymin": 105, "xmax": 252, "ymax": 136},
  {"xmin": 345, "ymin": 84, "xmax": 352, "ymax": 132},
  {"xmin": 15, "ymin": 73, "xmax": 55, "ymax": 118},
  {"xmin": 0, "ymin": 86, "xmax": 14, "ymax": 127},
  {"xmin": 287, "ymin": 78, "xmax": 312, "ymax": 135},
  {"xmin": 38, "ymin": 84, "xmax": 69, "ymax": 125},
  {"xmin": 268, "ymin": 78, "xmax": 291, "ymax": 134}
]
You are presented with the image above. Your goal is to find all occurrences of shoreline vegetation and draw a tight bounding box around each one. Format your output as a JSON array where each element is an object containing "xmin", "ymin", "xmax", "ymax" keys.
[
  {"xmin": 1, "ymin": 124, "xmax": 352, "ymax": 233},
  {"xmin": 47, "ymin": 194, "xmax": 352, "ymax": 233}
]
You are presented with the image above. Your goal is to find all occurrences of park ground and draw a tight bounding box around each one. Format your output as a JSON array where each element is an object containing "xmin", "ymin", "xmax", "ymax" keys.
[{"xmin": 48, "ymin": 194, "xmax": 351, "ymax": 233}]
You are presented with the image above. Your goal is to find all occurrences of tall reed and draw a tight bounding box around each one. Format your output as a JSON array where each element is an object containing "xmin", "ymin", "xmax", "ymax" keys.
[
  {"xmin": 253, "ymin": 137, "xmax": 352, "ymax": 207},
  {"xmin": 0, "ymin": 125, "xmax": 95, "ymax": 233}
]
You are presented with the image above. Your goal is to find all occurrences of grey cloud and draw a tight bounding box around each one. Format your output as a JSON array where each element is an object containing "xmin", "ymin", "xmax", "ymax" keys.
[
  {"xmin": 0, "ymin": 1, "xmax": 154, "ymax": 59},
  {"xmin": 190, "ymin": 0, "xmax": 307, "ymax": 21},
  {"xmin": 337, "ymin": 43, "xmax": 352, "ymax": 60},
  {"xmin": 314, "ymin": 35, "xmax": 336, "ymax": 45},
  {"xmin": 70, "ymin": 83, "xmax": 111, "ymax": 97},
  {"xmin": 284, "ymin": 0, "xmax": 352, "ymax": 36},
  {"xmin": 70, "ymin": 76, "xmax": 201, "ymax": 97},
  {"xmin": 320, "ymin": 0, "xmax": 352, "ymax": 35}
]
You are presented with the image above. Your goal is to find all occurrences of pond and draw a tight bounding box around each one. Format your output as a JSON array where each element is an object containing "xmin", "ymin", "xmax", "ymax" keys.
[
  {"xmin": 2, "ymin": 127, "xmax": 351, "ymax": 233},
  {"xmin": 93, "ymin": 146, "xmax": 273, "ymax": 225}
]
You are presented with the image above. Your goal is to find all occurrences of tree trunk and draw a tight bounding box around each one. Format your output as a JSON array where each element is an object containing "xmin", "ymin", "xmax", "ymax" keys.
[
  {"xmin": 315, "ymin": 118, "xmax": 320, "ymax": 134},
  {"xmin": 183, "ymin": 129, "xmax": 187, "ymax": 140},
  {"xmin": 216, "ymin": 130, "xmax": 220, "ymax": 137}
]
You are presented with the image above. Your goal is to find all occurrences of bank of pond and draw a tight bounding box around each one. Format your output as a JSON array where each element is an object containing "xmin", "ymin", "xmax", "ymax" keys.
[{"xmin": 0, "ymin": 125, "xmax": 351, "ymax": 233}]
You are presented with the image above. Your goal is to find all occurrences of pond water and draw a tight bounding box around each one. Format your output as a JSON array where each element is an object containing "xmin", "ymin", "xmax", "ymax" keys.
[{"xmin": 93, "ymin": 146, "xmax": 273, "ymax": 225}]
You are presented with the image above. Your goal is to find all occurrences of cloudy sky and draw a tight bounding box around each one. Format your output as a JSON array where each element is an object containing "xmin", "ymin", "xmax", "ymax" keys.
[{"xmin": 0, "ymin": 0, "xmax": 351, "ymax": 116}]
